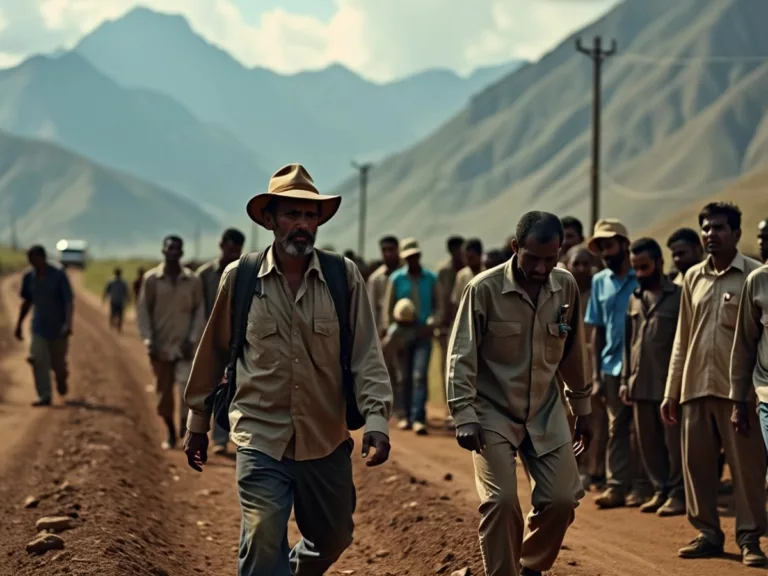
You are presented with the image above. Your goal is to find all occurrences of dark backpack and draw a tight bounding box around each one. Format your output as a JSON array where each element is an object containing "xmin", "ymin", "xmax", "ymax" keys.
[{"xmin": 207, "ymin": 250, "xmax": 365, "ymax": 433}]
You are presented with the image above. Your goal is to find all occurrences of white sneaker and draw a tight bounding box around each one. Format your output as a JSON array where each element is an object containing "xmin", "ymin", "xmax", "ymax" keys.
[
  {"xmin": 397, "ymin": 418, "xmax": 412, "ymax": 430},
  {"xmin": 413, "ymin": 421, "xmax": 428, "ymax": 436}
]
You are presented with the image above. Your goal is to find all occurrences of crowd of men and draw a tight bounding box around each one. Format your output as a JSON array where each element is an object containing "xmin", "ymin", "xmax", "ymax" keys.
[{"xmin": 12, "ymin": 159, "xmax": 768, "ymax": 576}]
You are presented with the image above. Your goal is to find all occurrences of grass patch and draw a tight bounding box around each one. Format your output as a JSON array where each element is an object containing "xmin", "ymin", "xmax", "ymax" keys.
[
  {"xmin": 0, "ymin": 246, "xmax": 28, "ymax": 274},
  {"xmin": 82, "ymin": 258, "xmax": 158, "ymax": 305}
]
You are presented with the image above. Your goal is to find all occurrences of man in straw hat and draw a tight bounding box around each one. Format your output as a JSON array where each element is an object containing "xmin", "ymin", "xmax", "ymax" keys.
[
  {"xmin": 446, "ymin": 211, "xmax": 592, "ymax": 576},
  {"xmin": 183, "ymin": 164, "xmax": 393, "ymax": 576}
]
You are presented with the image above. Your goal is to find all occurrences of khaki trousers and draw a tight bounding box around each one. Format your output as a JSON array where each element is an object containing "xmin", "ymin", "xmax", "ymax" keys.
[
  {"xmin": 634, "ymin": 400, "xmax": 684, "ymax": 500},
  {"xmin": 604, "ymin": 375, "xmax": 650, "ymax": 493},
  {"xmin": 473, "ymin": 432, "xmax": 584, "ymax": 575},
  {"xmin": 30, "ymin": 334, "xmax": 69, "ymax": 401},
  {"xmin": 152, "ymin": 359, "xmax": 190, "ymax": 425},
  {"xmin": 682, "ymin": 397, "xmax": 767, "ymax": 547}
]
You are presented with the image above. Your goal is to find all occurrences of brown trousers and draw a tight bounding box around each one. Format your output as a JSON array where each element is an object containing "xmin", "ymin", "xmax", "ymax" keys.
[
  {"xmin": 473, "ymin": 433, "xmax": 584, "ymax": 575},
  {"xmin": 152, "ymin": 359, "xmax": 190, "ymax": 424},
  {"xmin": 634, "ymin": 400, "xmax": 684, "ymax": 500},
  {"xmin": 30, "ymin": 334, "xmax": 69, "ymax": 401},
  {"xmin": 682, "ymin": 397, "xmax": 766, "ymax": 547},
  {"xmin": 604, "ymin": 375, "xmax": 649, "ymax": 494}
]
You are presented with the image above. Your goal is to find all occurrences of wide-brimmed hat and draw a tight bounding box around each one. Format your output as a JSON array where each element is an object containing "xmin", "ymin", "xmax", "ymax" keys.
[
  {"xmin": 246, "ymin": 164, "xmax": 341, "ymax": 227},
  {"xmin": 393, "ymin": 298, "xmax": 416, "ymax": 323},
  {"xmin": 400, "ymin": 238, "xmax": 421, "ymax": 259},
  {"xmin": 587, "ymin": 218, "xmax": 629, "ymax": 254}
]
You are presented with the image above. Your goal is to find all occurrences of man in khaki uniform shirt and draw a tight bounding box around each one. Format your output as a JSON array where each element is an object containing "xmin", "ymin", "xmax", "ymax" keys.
[
  {"xmin": 451, "ymin": 238, "xmax": 485, "ymax": 307},
  {"xmin": 621, "ymin": 238, "xmax": 684, "ymax": 517},
  {"xmin": 447, "ymin": 212, "xmax": 592, "ymax": 576},
  {"xmin": 196, "ymin": 227, "xmax": 245, "ymax": 454},
  {"xmin": 663, "ymin": 202, "xmax": 766, "ymax": 567},
  {"xmin": 138, "ymin": 235, "xmax": 204, "ymax": 450},
  {"xmin": 183, "ymin": 164, "xmax": 392, "ymax": 576}
]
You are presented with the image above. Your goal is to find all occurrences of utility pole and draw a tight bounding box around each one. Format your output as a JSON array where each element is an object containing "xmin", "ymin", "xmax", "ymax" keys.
[
  {"xmin": 351, "ymin": 161, "xmax": 372, "ymax": 259},
  {"xmin": 576, "ymin": 35, "xmax": 617, "ymax": 232}
]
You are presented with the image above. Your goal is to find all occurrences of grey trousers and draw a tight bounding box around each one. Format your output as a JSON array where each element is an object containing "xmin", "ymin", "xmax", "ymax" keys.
[
  {"xmin": 30, "ymin": 334, "xmax": 69, "ymax": 401},
  {"xmin": 604, "ymin": 375, "xmax": 649, "ymax": 494},
  {"xmin": 634, "ymin": 400, "xmax": 684, "ymax": 500},
  {"xmin": 236, "ymin": 440, "xmax": 355, "ymax": 576}
]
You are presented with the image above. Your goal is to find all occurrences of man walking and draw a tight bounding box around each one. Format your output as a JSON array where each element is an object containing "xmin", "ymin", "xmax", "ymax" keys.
[
  {"xmin": 447, "ymin": 211, "xmax": 592, "ymax": 576},
  {"xmin": 621, "ymin": 238, "xmax": 684, "ymax": 517},
  {"xmin": 451, "ymin": 238, "xmax": 484, "ymax": 306},
  {"xmin": 559, "ymin": 216, "xmax": 585, "ymax": 264},
  {"xmin": 385, "ymin": 238, "xmax": 442, "ymax": 435},
  {"xmin": 666, "ymin": 228, "xmax": 704, "ymax": 286},
  {"xmin": 15, "ymin": 245, "xmax": 73, "ymax": 407},
  {"xmin": 367, "ymin": 235, "xmax": 401, "ymax": 336},
  {"xmin": 664, "ymin": 202, "xmax": 766, "ymax": 566},
  {"xmin": 103, "ymin": 267, "xmax": 129, "ymax": 332},
  {"xmin": 196, "ymin": 228, "xmax": 245, "ymax": 455},
  {"xmin": 585, "ymin": 219, "xmax": 647, "ymax": 508},
  {"xmin": 183, "ymin": 164, "xmax": 392, "ymax": 576},
  {"xmin": 138, "ymin": 235, "xmax": 204, "ymax": 450}
]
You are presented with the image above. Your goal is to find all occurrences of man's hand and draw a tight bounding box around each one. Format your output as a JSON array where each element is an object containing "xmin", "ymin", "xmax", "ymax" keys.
[
  {"xmin": 183, "ymin": 431, "xmax": 209, "ymax": 472},
  {"xmin": 592, "ymin": 374, "xmax": 606, "ymax": 396},
  {"xmin": 180, "ymin": 340, "xmax": 195, "ymax": 360},
  {"xmin": 619, "ymin": 384, "xmax": 633, "ymax": 406},
  {"xmin": 361, "ymin": 431, "xmax": 390, "ymax": 467},
  {"xmin": 573, "ymin": 415, "xmax": 593, "ymax": 457},
  {"xmin": 456, "ymin": 423, "xmax": 485, "ymax": 453},
  {"xmin": 145, "ymin": 340, "xmax": 158, "ymax": 361},
  {"xmin": 731, "ymin": 402, "xmax": 750, "ymax": 436},
  {"xmin": 14, "ymin": 324, "xmax": 23, "ymax": 341},
  {"xmin": 660, "ymin": 397, "xmax": 679, "ymax": 426}
]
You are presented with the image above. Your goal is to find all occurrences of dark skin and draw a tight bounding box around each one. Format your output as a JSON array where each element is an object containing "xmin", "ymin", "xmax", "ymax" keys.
[
  {"xmin": 567, "ymin": 248, "xmax": 593, "ymax": 293},
  {"xmin": 560, "ymin": 226, "xmax": 584, "ymax": 261},
  {"xmin": 466, "ymin": 248, "xmax": 483, "ymax": 274},
  {"xmin": 150, "ymin": 239, "xmax": 193, "ymax": 360},
  {"xmin": 15, "ymin": 253, "xmax": 73, "ymax": 341},
  {"xmin": 758, "ymin": 219, "xmax": 768, "ymax": 263},
  {"xmin": 220, "ymin": 239, "xmax": 244, "ymax": 268},
  {"xmin": 456, "ymin": 234, "xmax": 593, "ymax": 456},
  {"xmin": 380, "ymin": 241, "xmax": 400, "ymax": 271},
  {"xmin": 668, "ymin": 239, "xmax": 703, "ymax": 277},
  {"xmin": 184, "ymin": 198, "xmax": 390, "ymax": 471}
]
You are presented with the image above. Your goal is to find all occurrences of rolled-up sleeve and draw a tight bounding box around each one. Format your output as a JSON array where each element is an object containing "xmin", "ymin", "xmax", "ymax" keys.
[
  {"xmin": 184, "ymin": 266, "xmax": 233, "ymax": 434},
  {"xmin": 136, "ymin": 274, "xmax": 153, "ymax": 344},
  {"xmin": 446, "ymin": 282, "xmax": 481, "ymax": 426},
  {"xmin": 730, "ymin": 275, "xmax": 760, "ymax": 402},
  {"xmin": 665, "ymin": 274, "xmax": 693, "ymax": 401},
  {"xmin": 557, "ymin": 287, "xmax": 591, "ymax": 416},
  {"xmin": 348, "ymin": 262, "xmax": 393, "ymax": 437}
]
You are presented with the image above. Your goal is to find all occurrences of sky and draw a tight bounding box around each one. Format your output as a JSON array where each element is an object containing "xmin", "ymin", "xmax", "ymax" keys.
[{"xmin": 0, "ymin": 0, "xmax": 619, "ymax": 82}]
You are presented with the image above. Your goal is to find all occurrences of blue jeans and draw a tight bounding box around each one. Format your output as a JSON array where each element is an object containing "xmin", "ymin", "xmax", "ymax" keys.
[
  {"xmin": 399, "ymin": 337, "xmax": 432, "ymax": 424},
  {"xmin": 756, "ymin": 403, "xmax": 768, "ymax": 482},
  {"xmin": 236, "ymin": 440, "xmax": 355, "ymax": 576}
]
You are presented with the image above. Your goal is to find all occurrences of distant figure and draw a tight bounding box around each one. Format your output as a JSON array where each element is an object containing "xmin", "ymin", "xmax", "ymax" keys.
[
  {"xmin": 484, "ymin": 248, "xmax": 507, "ymax": 269},
  {"xmin": 133, "ymin": 267, "xmax": 146, "ymax": 302},
  {"xmin": 137, "ymin": 235, "xmax": 204, "ymax": 450},
  {"xmin": 559, "ymin": 215, "xmax": 585, "ymax": 263},
  {"xmin": 196, "ymin": 227, "xmax": 245, "ymax": 455},
  {"xmin": 758, "ymin": 218, "xmax": 768, "ymax": 263},
  {"xmin": 15, "ymin": 245, "xmax": 74, "ymax": 407},
  {"xmin": 103, "ymin": 267, "xmax": 129, "ymax": 332},
  {"xmin": 666, "ymin": 227, "xmax": 704, "ymax": 285},
  {"xmin": 451, "ymin": 238, "xmax": 484, "ymax": 308}
]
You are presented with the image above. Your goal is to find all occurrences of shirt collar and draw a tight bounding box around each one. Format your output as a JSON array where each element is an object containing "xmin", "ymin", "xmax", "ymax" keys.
[
  {"xmin": 633, "ymin": 276, "xmax": 677, "ymax": 298},
  {"xmin": 259, "ymin": 244, "xmax": 325, "ymax": 283},
  {"xmin": 703, "ymin": 251, "xmax": 746, "ymax": 275},
  {"xmin": 501, "ymin": 255, "xmax": 562, "ymax": 296},
  {"xmin": 156, "ymin": 264, "xmax": 193, "ymax": 280}
]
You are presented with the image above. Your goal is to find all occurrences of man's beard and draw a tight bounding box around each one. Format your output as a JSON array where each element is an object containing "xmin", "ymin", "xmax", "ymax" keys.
[
  {"xmin": 637, "ymin": 271, "xmax": 661, "ymax": 291},
  {"xmin": 276, "ymin": 229, "xmax": 316, "ymax": 257},
  {"xmin": 603, "ymin": 251, "xmax": 625, "ymax": 272}
]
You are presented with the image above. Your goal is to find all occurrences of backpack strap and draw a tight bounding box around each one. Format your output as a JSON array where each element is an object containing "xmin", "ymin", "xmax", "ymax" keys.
[
  {"xmin": 316, "ymin": 250, "xmax": 351, "ymax": 373},
  {"xmin": 227, "ymin": 252, "xmax": 265, "ymax": 376}
]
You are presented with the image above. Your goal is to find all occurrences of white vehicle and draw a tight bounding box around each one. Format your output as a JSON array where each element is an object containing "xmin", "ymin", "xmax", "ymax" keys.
[{"xmin": 56, "ymin": 239, "xmax": 88, "ymax": 269}]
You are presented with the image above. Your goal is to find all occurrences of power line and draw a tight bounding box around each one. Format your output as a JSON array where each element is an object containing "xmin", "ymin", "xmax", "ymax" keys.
[{"xmin": 616, "ymin": 52, "xmax": 768, "ymax": 66}]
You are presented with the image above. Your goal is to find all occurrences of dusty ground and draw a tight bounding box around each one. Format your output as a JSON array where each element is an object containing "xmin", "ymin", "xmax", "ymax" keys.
[{"xmin": 0, "ymin": 270, "xmax": 765, "ymax": 575}]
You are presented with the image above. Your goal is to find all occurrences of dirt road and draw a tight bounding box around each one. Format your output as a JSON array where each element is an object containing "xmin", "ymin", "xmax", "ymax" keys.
[{"xmin": 0, "ymin": 271, "xmax": 764, "ymax": 575}]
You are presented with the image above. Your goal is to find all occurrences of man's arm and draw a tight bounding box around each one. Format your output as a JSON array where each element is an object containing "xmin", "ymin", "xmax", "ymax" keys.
[
  {"xmin": 622, "ymin": 301, "xmax": 633, "ymax": 388},
  {"xmin": 430, "ymin": 275, "xmax": 444, "ymax": 329},
  {"xmin": 136, "ymin": 274, "xmax": 154, "ymax": 347},
  {"xmin": 584, "ymin": 280, "xmax": 605, "ymax": 385},
  {"xmin": 185, "ymin": 266, "xmax": 234, "ymax": 434},
  {"xmin": 188, "ymin": 275, "xmax": 206, "ymax": 346},
  {"xmin": 446, "ymin": 282, "xmax": 482, "ymax": 426},
  {"xmin": 347, "ymin": 263, "xmax": 393, "ymax": 437},
  {"xmin": 664, "ymin": 274, "xmax": 694, "ymax": 401},
  {"xmin": 366, "ymin": 273, "xmax": 385, "ymax": 337},
  {"xmin": 16, "ymin": 274, "xmax": 32, "ymax": 335},
  {"xmin": 383, "ymin": 277, "xmax": 396, "ymax": 332},
  {"xmin": 730, "ymin": 274, "xmax": 761, "ymax": 402},
  {"xmin": 60, "ymin": 272, "xmax": 74, "ymax": 333},
  {"xmin": 557, "ymin": 287, "xmax": 591, "ymax": 416}
]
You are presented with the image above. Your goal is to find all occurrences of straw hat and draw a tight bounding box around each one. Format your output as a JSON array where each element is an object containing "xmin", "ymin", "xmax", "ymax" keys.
[
  {"xmin": 246, "ymin": 164, "xmax": 341, "ymax": 227},
  {"xmin": 400, "ymin": 238, "xmax": 422, "ymax": 260},
  {"xmin": 393, "ymin": 298, "xmax": 416, "ymax": 323},
  {"xmin": 587, "ymin": 218, "xmax": 629, "ymax": 254}
]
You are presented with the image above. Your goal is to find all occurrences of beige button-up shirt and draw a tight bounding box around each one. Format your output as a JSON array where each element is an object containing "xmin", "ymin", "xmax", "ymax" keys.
[
  {"xmin": 184, "ymin": 246, "xmax": 392, "ymax": 462},
  {"xmin": 730, "ymin": 265, "xmax": 768, "ymax": 404},
  {"xmin": 137, "ymin": 264, "xmax": 204, "ymax": 362},
  {"xmin": 437, "ymin": 258, "xmax": 461, "ymax": 326},
  {"xmin": 451, "ymin": 266, "xmax": 481, "ymax": 306},
  {"xmin": 623, "ymin": 279, "xmax": 681, "ymax": 402},
  {"xmin": 446, "ymin": 258, "xmax": 591, "ymax": 456},
  {"xmin": 665, "ymin": 252, "xmax": 763, "ymax": 404},
  {"xmin": 367, "ymin": 263, "xmax": 394, "ymax": 334},
  {"xmin": 197, "ymin": 258, "xmax": 228, "ymax": 320}
]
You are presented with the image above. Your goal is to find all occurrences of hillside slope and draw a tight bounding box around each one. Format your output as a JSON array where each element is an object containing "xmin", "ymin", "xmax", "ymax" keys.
[
  {"xmin": 0, "ymin": 130, "xmax": 220, "ymax": 256},
  {"xmin": 320, "ymin": 0, "xmax": 768, "ymax": 260}
]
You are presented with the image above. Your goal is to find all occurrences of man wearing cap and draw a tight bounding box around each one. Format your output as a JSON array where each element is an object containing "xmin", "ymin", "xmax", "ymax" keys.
[
  {"xmin": 384, "ymin": 238, "xmax": 442, "ymax": 435},
  {"xmin": 183, "ymin": 164, "xmax": 393, "ymax": 576},
  {"xmin": 447, "ymin": 211, "xmax": 592, "ymax": 576},
  {"xmin": 584, "ymin": 219, "xmax": 648, "ymax": 509}
]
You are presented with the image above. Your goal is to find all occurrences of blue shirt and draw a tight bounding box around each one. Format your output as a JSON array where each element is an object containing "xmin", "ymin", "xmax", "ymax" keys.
[
  {"xmin": 20, "ymin": 264, "xmax": 73, "ymax": 340},
  {"xmin": 389, "ymin": 267, "xmax": 438, "ymax": 325},
  {"xmin": 584, "ymin": 267, "xmax": 638, "ymax": 376}
]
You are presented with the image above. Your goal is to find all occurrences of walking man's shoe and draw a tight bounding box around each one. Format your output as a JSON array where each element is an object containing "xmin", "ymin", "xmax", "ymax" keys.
[
  {"xmin": 413, "ymin": 421, "xmax": 428, "ymax": 436},
  {"xmin": 742, "ymin": 543, "xmax": 768, "ymax": 567},
  {"xmin": 656, "ymin": 496, "xmax": 685, "ymax": 517},
  {"xmin": 520, "ymin": 567, "xmax": 541, "ymax": 576},
  {"xmin": 625, "ymin": 490, "xmax": 650, "ymax": 508},
  {"xmin": 594, "ymin": 487, "xmax": 625, "ymax": 509},
  {"xmin": 678, "ymin": 536, "xmax": 724, "ymax": 559},
  {"xmin": 639, "ymin": 493, "xmax": 666, "ymax": 513},
  {"xmin": 31, "ymin": 399, "xmax": 51, "ymax": 407},
  {"xmin": 397, "ymin": 418, "xmax": 412, "ymax": 431}
]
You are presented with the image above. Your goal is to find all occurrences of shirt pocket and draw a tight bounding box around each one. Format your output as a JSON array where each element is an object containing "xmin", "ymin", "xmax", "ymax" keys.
[
  {"xmin": 245, "ymin": 318, "xmax": 280, "ymax": 367},
  {"xmin": 484, "ymin": 321, "xmax": 522, "ymax": 363},
  {"xmin": 312, "ymin": 318, "xmax": 340, "ymax": 367},
  {"xmin": 719, "ymin": 300, "xmax": 739, "ymax": 330},
  {"xmin": 545, "ymin": 323, "xmax": 567, "ymax": 364}
]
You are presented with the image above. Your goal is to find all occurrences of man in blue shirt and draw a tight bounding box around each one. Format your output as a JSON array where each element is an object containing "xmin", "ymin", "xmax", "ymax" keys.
[
  {"xmin": 15, "ymin": 245, "xmax": 74, "ymax": 407},
  {"xmin": 584, "ymin": 219, "xmax": 646, "ymax": 509},
  {"xmin": 384, "ymin": 238, "xmax": 442, "ymax": 435}
]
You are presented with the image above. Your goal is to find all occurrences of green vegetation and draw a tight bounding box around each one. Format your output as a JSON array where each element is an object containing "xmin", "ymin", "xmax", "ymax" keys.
[
  {"xmin": 82, "ymin": 258, "xmax": 157, "ymax": 305},
  {"xmin": 0, "ymin": 246, "xmax": 28, "ymax": 274}
]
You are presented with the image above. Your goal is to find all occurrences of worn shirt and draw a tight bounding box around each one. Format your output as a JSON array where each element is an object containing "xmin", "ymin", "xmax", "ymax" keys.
[
  {"xmin": 197, "ymin": 258, "xmax": 226, "ymax": 320},
  {"xmin": 730, "ymin": 265, "xmax": 768, "ymax": 404},
  {"xmin": 585, "ymin": 267, "xmax": 638, "ymax": 376},
  {"xmin": 665, "ymin": 252, "xmax": 763, "ymax": 404},
  {"xmin": 184, "ymin": 246, "xmax": 392, "ymax": 462},
  {"xmin": 446, "ymin": 258, "xmax": 591, "ymax": 457},
  {"xmin": 384, "ymin": 267, "xmax": 442, "ymax": 329},
  {"xmin": 437, "ymin": 258, "xmax": 461, "ymax": 326},
  {"xmin": 20, "ymin": 264, "xmax": 73, "ymax": 340},
  {"xmin": 623, "ymin": 279, "xmax": 681, "ymax": 402},
  {"xmin": 137, "ymin": 264, "xmax": 204, "ymax": 362},
  {"xmin": 451, "ymin": 266, "xmax": 482, "ymax": 305},
  {"xmin": 104, "ymin": 277, "xmax": 129, "ymax": 306},
  {"xmin": 367, "ymin": 263, "xmax": 396, "ymax": 334}
]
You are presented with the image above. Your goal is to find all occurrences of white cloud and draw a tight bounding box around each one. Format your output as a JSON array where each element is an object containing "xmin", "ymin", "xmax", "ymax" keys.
[{"xmin": 0, "ymin": 0, "xmax": 618, "ymax": 81}]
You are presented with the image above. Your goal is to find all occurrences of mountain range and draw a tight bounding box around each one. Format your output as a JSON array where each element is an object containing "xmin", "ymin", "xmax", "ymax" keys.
[{"xmin": 322, "ymin": 0, "xmax": 768, "ymax": 260}]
